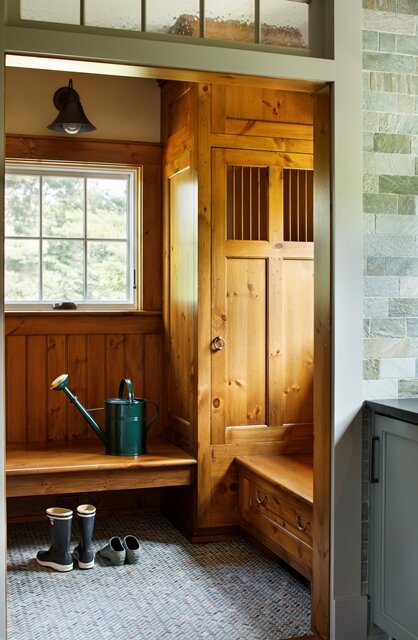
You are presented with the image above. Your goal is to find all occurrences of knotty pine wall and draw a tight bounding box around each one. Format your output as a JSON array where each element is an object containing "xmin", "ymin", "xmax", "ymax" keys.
[
  {"xmin": 5, "ymin": 134, "xmax": 163, "ymax": 447},
  {"xmin": 5, "ymin": 314, "xmax": 162, "ymax": 444}
]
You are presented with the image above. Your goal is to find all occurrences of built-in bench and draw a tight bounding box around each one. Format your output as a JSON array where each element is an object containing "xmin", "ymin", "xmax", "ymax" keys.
[
  {"xmin": 6, "ymin": 437, "xmax": 197, "ymax": 498},
  {"xmin": 235, "ymin": 454, "xmax": 313, "ymax": 580}
]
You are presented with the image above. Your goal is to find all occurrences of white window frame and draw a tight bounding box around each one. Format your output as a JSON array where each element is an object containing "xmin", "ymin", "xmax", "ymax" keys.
[{"xmin": 4, "ymin": 161, "xmax": 138, "ymax": 311}]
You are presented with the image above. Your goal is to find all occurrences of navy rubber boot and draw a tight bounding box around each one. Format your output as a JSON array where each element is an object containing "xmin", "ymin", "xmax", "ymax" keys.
[
  {"xmin": 73, "ymin": 504, "xmax": 96, "ymax": 569},
  {"xmin": 36, "ymin": 507, "xmax": 73, "ymax": 572}
]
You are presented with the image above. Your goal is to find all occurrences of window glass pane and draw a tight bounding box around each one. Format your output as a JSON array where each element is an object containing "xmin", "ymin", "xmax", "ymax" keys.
[
  {"xmin": 5, "ymin": 174, "xmax": 40, "ymax": 237},
  {"xmin": 85, "ymin": 0, "xmax": 141, "ymax": 30},
  {"xmin": 21, "ymin": 0, "xmax": 80, "ymax": 24},
  {"xmin": 147, "ymin": 1, "xmax": 200, "ymax": 36},
  {"xmin": 42, "ymin": 176, "xmax": 84, "ymax": 238},
  {"xmin": 260, "ymin": 0, "xmax": 309, "ymax": 48},
  {"xmin": 205, "ymin": 0, "xmax": 254, "ymax": 42},
  {"xmin": 87, "ymin": 178, "xmax": 128, "ymax": 239},
  {"xmin": 87, "ymin": 242, "xmax": 128, "ymax": 301},
  {"xmin": 43, "ymin": 240, "xmax": 84, "ymax": 301},
  {"xmin": 5, "ymin": 239, "xmax": 40, "ymax": 301}
]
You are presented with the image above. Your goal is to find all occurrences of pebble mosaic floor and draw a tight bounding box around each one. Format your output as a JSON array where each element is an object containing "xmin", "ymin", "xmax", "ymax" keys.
[{"xmin": 7, "ymin": 512, "xmax": 311, "ymax": 640}]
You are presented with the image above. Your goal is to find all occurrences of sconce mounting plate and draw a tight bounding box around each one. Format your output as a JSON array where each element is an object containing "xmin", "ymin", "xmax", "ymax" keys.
[{"xmin": 53, "ymin": 85, "xmax": 80, "ymax": 111}]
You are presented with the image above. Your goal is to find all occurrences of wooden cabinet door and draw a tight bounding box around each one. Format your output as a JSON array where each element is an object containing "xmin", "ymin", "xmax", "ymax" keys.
[{"xmin": 211, "ymin": 148, "xmax": 314, "ymax": 445}]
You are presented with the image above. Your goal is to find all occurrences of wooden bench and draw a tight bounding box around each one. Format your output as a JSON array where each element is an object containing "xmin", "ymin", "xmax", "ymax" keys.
[
  {"xmin": 6, "ymin": 437, "xmax": 197, "ymax": 498},
  {"xmin": 235, "ymin": 453, "xmax": 313, "ymax": 580}
]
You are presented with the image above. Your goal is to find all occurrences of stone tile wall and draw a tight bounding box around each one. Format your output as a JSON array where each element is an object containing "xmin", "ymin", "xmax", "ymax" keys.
[
  {"xmin": 363, "ymin": 0, "xmax": 418, "ymax": 400},
  {"xmin": 362, "ymin": 0, "xmax": 418, "ymax": 602}
]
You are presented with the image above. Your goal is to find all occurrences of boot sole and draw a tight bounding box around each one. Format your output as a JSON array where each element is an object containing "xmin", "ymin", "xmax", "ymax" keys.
[
  {"xmin": 36, "ymin": 558, "xmax": 73, "ymax": 572},
  {"xmin": 77, "ymin": 559, "xmax": 95, "ymax": 569}
]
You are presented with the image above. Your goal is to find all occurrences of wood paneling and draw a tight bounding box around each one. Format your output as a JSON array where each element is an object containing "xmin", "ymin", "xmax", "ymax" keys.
[
  {"xmin": 5, "ymin": 313, "xmax": 163, "ymax": 445},
  {"xmin": 282, "ymin": 258, "xmax": 314, "ymax": 426},
  {"xmin": 212, "ymin": 86, "xmax": 314, "ymax": 134}
]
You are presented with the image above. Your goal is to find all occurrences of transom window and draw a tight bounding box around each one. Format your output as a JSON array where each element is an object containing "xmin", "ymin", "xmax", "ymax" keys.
[
  {"xmin": 5, "ymin": 163, "xmax": 138, "ymax": 309},
  {"xmin": 19, "ymin": 0, "xmax": 310, "ymax": 50}
]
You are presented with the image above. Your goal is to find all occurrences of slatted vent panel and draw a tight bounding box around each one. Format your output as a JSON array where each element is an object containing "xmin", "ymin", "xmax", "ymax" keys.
[
  {"xmin": 226, "ymin": 166, "xmax": 268, "ymax": 240},
  {"xmin": 283, "ymin": 169, "xmax": 313, "ymax": 242}
]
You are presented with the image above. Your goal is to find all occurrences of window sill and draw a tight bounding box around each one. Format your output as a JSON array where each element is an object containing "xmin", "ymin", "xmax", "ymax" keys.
[{"xmin": 5, "ymin": 309, "xmax": 162, "ymax": 317}]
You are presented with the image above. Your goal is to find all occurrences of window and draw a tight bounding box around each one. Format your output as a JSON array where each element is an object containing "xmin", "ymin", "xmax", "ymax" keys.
[
  {"xmin": 5, "ymin": 162, "xmax": 138, "ymax": 309},
  {"xmin": 19, "ymin": 0, "xmax": 310, "ymax": 50}
]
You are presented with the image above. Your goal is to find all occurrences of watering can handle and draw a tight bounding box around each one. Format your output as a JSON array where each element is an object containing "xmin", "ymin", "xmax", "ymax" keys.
[
  {"xmin": 145, "ymin": 400, "xmax": 159, "ymax": 432},
  {"xmin": 118, "ymin": 378, "xmax": 134, "ymax": 403}
]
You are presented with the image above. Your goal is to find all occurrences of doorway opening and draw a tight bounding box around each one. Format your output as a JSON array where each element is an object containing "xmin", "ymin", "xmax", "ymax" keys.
[{"xmin": 2, "ymin": 55, "xmax": 329, "ymax": 640}]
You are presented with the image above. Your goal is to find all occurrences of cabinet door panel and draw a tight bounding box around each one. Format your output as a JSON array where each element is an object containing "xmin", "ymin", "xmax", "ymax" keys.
[
  {"xmin": 371, "ymin": 415, "xmax": 418, "ymax": 640},
  {"xmin": 211, "ymin": 148, "xmax": 313, "ymax": 445}
]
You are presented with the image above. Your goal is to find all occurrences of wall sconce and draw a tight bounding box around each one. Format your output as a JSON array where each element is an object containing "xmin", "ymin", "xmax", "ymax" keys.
[{"xmin": 47, "ymin": 78, "xmax": 96, "ymax": 135}]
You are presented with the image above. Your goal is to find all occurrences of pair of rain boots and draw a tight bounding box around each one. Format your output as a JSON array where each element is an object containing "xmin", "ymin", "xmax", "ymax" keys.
[{"xmin": 36, "ymin": 504, "xmax": 96, "ymax": 572}]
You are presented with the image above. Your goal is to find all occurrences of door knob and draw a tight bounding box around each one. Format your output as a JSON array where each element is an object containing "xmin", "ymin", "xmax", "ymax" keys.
[{"xmin": 211, "ymin": 336, "xmax": 226, "ymax": 351}]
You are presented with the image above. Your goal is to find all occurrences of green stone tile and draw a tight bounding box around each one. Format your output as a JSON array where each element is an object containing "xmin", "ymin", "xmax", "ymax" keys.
[
  {"xmin": 373, "ymin": 133, "xmax": 410, "ymax": 153},
  {"xmin": 363, "ymin": 30, "xmax": 379, "ymax": 51},
  {"xmin": 397, "ymin": 0, "xmax": 418, "ymax": 15},
  {"xmin": 398, "ymin": 94, "xmax": 415, "ymax": 114},
  {"xmin": 386, "ymin": 258, "xmax": 418, "ymax": 275},
  {"xmin": 398, "ymin": 195, "xmax": 416, "ymax": 215},
  {"xmin": 399, "ymin": 380, "xmax": 418, "ymax": 397},
  {"xmin": 379, "ymin": 113, "xmax": 418, "ymax": 134},
  {"xmin": 389, "ymin": 298, "xmax": 418, "ymax": 317},
  {"xmin": 363, "ymin": 359, "xmax": 380, "ymax": 380},
  {"xmin": 367, "ymin": 257, "xmax": 386, "ymax": 275},
  {"xmin": 364, "ymin": 234, "xmax": 415, "ymax": 257},
  {"xmin": 364, "ymin": 92, "xmax": 397, "ymax": 112},
  {"xmin": 364, "ymin": 298, "xmax": 389, "ymax": 318},
  {"xmin": 379, "ymin": 32, "xmax": 396, "ymax": 52},
  {"xmin": 376, "ymin": 214, "xmax": 418, "ymax": 235},
  {"xmin": 369, "ymin": 318, "xmax": 406, "ymax": 338},
  {"xmin": 363, "ymin": 0, "xmax": 396, "ymax": 8},
  {"xmin": 364, "ymin": 276, "xmax": 399, "ymax": 296},
  {"xmin": 364, "ymin": 319, "xmax": 371, "ymax": 338},
  {"xmin": 370, "ymin": 72, "xmax": 418, "ymax": 95},
  {"xmin": 363, "ymin": 52, "xmax": 415, "ymax": 74},
  {"xmin": 380, "ymin": 175, "xmax": 418, "ymax": 195},
  {"xmin": 365, "ymin": 152, "xmax": 415, "ymax": 176},
  {"xmin": 364, "ymin": 337, "xmax": 418, "ymax": 358},
  {"xmin": 363, "ymin": 193, "xmax": 397, "ymax": 214},
  {"xmin": 396, "ymin": 34, "xmax": 418, "ymax": 55},
  {"xmin": 364, "ymin": 173, "xmax": 379, "ymax": 193},
  {"xmin": 363, "ymin": 111, "xmax": 379, "ymax": 133}
]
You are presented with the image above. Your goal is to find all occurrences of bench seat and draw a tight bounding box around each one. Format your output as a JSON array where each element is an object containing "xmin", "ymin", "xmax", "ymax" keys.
[{"xmin": 6, "ymin": 437, "xmax": 197, "ymax": 497}]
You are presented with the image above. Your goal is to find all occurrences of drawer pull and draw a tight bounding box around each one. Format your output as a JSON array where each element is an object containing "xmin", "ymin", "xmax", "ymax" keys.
[
  {"xmin": 255, "ymin": 490, "xmax": 267, "ymax": 506},
  {"xmin": 296, "ymin": 515, "xmax": 310, "ymax": 532}
]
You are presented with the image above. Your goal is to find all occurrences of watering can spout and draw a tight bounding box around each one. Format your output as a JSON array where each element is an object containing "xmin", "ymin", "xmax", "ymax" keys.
[{"xmin": 50, "ymin": 374, "xmax": 108, "ymax": 446}]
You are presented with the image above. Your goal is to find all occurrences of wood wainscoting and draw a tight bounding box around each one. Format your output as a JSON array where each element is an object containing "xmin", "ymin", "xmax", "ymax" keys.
[{"xmin": 5, "ymin": 312, "xmax": 163, "ymax": 444}]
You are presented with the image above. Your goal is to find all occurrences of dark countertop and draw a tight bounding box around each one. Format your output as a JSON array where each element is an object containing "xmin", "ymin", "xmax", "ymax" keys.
[{"xmin": 365, "ymin": 398, "xmax": 418, "ymax": 426}]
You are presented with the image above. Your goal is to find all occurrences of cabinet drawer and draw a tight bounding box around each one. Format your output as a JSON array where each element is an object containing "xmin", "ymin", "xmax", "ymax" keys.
[
  {"xmin": 238, "ymin": 467, "xmax": 313, "ymax": 578},
  {"xmin": 246, "ymin": 476, "xmax": 312, "ymax": 545}
]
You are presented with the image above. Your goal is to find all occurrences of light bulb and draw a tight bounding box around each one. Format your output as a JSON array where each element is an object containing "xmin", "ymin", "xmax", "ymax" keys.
[{"xmin": 63, "ymin": 123, "xmax": 82, "ymax": 135}]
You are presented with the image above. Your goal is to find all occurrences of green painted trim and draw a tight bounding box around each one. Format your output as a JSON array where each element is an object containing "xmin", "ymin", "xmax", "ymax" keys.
[{"xmin": 3, "ymin": 26, "xmax": 335, "ymax": 83}]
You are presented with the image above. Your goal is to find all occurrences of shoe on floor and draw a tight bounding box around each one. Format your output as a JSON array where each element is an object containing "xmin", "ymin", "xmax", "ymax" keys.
[
  {"xmin": 123, "ymin": 535, "xmax": 140, "ymax": 564},
  {"xmin": 99, "ymin": 536, "xmax": 125, "ymax": 566}
]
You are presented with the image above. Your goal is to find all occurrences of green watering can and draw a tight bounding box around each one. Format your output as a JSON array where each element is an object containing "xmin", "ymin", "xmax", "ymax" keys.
[{"xmin": 50, "ymin": 374, "xmax": 159, "ymax": 457}]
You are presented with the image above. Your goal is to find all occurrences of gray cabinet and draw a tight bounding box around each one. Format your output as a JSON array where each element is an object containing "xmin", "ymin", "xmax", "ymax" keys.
[{"xmin": 369, "ymin": 406, "xmax": 418, "ymax": 640}]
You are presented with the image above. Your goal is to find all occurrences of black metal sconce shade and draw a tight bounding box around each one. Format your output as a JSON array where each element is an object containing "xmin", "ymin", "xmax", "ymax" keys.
[{"xmin": 47, "ymin": 79, "xmax": 96, "ymax": 135}]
